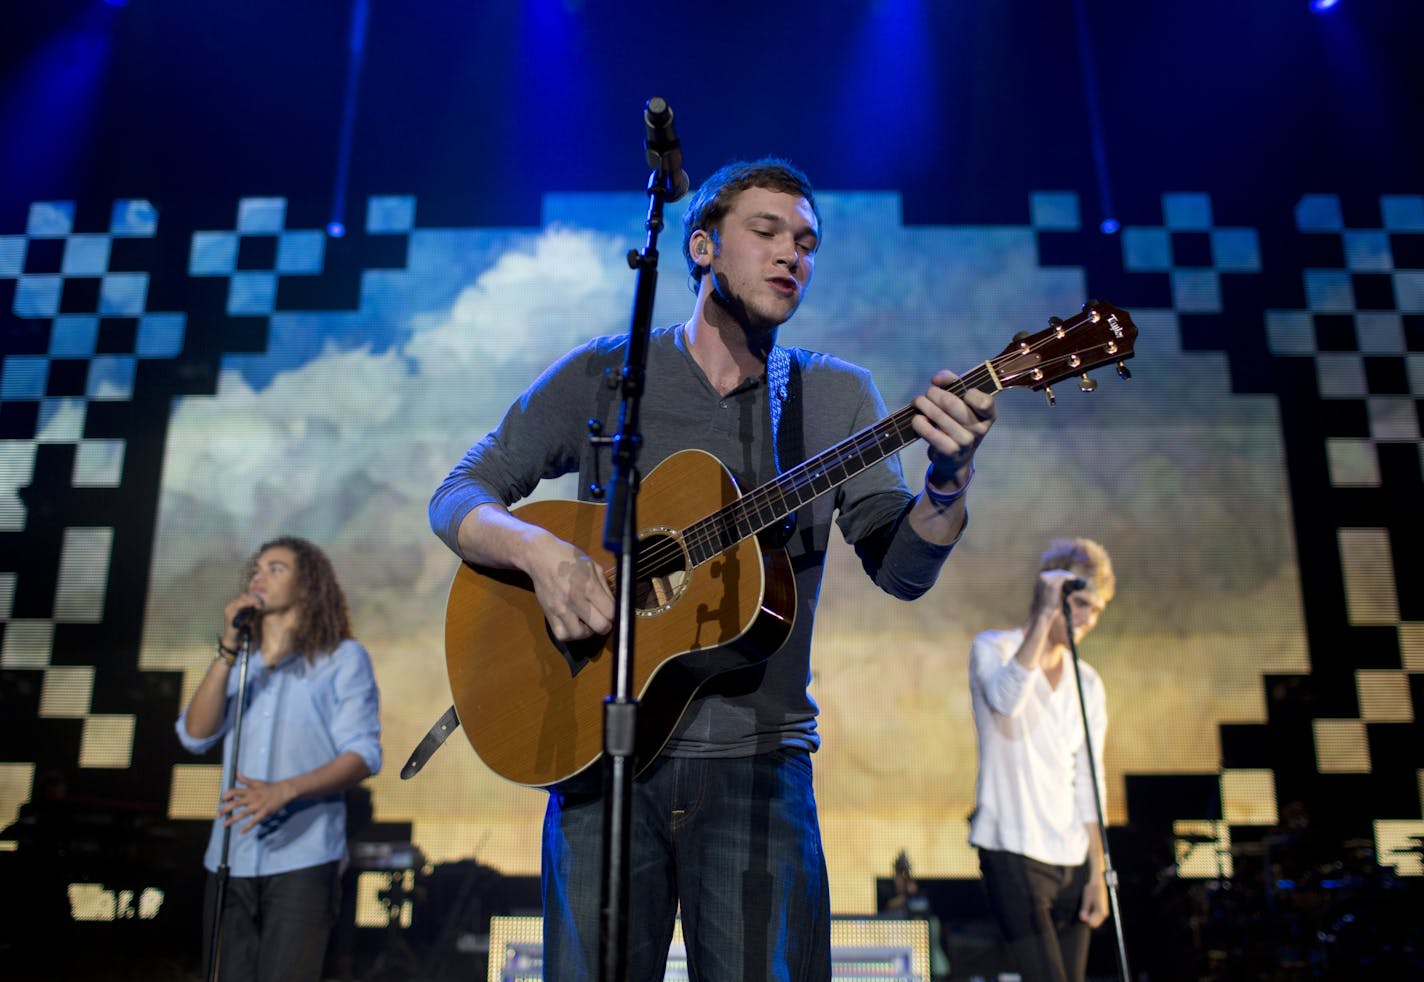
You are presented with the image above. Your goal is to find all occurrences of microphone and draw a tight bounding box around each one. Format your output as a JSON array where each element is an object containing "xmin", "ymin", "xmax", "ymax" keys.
[
  {"xmin": 1062, "ymin": 577, "xmax": 1088, "ymax": 595},
  {"xmin": 643, "ymin": 96, "xmax": 690, "ymax": 202},
  {"xmin": 232, "ymin": 600, "xmax": 262, "ymax": 630}
]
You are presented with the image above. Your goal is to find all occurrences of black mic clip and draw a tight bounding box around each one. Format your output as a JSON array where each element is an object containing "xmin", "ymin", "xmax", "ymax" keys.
[
  {"xmin": 643, "ymin": 96, "xmax": 690, "ymax": 202},
  {"xmin": 232, "ymin": 606, "xmax": 259, "ymax": 632},
  {"xmin": 1062, "ymin": 577, "xmax": 1089, "ymax": 596}
]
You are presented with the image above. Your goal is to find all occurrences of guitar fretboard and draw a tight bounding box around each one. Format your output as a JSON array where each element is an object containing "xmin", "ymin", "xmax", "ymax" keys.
[{"xmin": 679, "ymin": 374, "xmax": 995, "ymax": 568}]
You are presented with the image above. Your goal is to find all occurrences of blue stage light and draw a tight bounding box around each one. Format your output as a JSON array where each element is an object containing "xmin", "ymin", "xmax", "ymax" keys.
[
  {"xmin": 326, "ymin": 0, "xmax": 368, "ymax": 252},
  {"xmin": 1311, "ymin": 0, "xmax": 1340, "ymax": 11},
  {"xmin": 1100, "ymin": 218, "xmax": 1120, "ymax": 235}
]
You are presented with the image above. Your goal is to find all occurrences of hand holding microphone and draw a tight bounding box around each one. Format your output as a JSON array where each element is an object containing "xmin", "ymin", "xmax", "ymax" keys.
[
  {"xmin": 1031, "ymin": 568, "xmax": 1085, "ymax": 622},
  {"xmin": 221, "ymin": 591, "xmax": 264, "ymax": 651}
]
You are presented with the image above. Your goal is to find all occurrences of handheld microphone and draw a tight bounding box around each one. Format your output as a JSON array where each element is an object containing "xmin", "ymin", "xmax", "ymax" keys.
[
  {"xmin": 643, "ymin": 96, "xmax": 690, "ymax": 202},
  {"xmin": 232, "ymin": 599, "xmax": 263, "ymax": 630},
  {"xmin": 1062, "ymin": 577, "xmax": 1089, "ymax": 595}
]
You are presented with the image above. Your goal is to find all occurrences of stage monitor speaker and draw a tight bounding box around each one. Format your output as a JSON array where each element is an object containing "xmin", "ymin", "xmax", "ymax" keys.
[{"xmin": 486, "ymin": 914, "xmax": 930, "ymax": 981}]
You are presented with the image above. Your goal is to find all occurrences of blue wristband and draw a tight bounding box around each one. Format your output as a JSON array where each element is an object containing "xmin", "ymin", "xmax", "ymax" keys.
[{"xmin": 924, "ymin": 462, "xmax": 974, "ymax": 506}]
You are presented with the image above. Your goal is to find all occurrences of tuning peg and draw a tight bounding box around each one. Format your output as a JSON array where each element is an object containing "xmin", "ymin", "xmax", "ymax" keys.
[
  {"xmin": 1012, "ymin": 330, "xmax": 1030, "ymax": 342},
  {"xmin": 1116, "ymin": 360, "xmax": 1132, "ymax": 380},
  {"xmin": 1079, "ymin": 374, "xmax": 1098, "ymax": 393},
  {"xmin": 1044, "ymin": 385, "xmax": 1056, "ymax": 407}
]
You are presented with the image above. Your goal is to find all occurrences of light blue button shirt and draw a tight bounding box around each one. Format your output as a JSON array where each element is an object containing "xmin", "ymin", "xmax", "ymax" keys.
[{"xmin": 176, "ymin": 638, "xmax": 382, "ymax": 876}]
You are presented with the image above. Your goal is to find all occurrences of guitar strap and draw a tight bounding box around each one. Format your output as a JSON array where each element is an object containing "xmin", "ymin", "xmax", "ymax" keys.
[
  {"xmin": 766, "ymin": 343, "xmax": 796, "ymax": 473},
  {"xmin": 766, "ymin": 343, "xmax": 805, "ymax": 545},
  {"xmin": 399, "ymin": 704, "xmax": 459, "ymax": 780}
]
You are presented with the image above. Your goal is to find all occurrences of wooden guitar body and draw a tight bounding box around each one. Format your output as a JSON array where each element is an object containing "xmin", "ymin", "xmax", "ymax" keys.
[{"xmin": 444, "ymin": 449, "xmax": 797, "ymax": 791}]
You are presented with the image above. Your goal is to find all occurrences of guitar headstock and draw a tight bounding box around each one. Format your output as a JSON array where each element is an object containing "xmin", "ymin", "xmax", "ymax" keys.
[{"xmin": 991, "ymin": 300, "xmax": 1138, "ymax": 404}]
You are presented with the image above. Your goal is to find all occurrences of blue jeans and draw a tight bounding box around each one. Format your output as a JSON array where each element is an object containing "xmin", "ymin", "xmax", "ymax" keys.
[{"xmin": 542, "ymin": 748, "xmax": 832, "ymax": 982}]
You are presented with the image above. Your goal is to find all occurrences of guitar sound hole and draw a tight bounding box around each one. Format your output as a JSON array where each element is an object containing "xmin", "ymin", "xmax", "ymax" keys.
[{"xmin": 633, "ymin": 531, "xmax": 689, "ymax": 613}]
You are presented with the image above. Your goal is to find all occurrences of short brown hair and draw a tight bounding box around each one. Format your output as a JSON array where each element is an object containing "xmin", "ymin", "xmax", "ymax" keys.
[
  {"xmin": 681, "ymin": 157, "xmax": 821, "ymax": 289},
  {"xmin": 1039, "ymin": 537, "xmax": 1116, "ymax": 603}
]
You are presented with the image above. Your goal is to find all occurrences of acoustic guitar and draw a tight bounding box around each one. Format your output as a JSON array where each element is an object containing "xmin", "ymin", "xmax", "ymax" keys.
[{"xmin": 443, "ymin": 301, "xmax": 1138, "ymax": 791}]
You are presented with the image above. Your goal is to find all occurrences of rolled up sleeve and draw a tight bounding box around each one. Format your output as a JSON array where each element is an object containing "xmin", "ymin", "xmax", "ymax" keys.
[
  {"xmin": 174, "ymin": 706, "xmax": 227, "ymax": 755},
  {"xmin": 330, "ymin": 640, "xmax": 383, "ymax": 777}
]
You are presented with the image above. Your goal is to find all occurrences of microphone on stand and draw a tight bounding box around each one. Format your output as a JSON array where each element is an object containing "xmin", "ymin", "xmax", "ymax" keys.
[
  {"xmin": 643, "ymin": 96, "xmax": 690, "ymax": 202},
  {"xmin": 1062, "ymin": 577, "xmax": 1089, "ymax": 595},
  {"xmin": 232, "ymin": 598, "xmax": 263, "ymax": 631}
]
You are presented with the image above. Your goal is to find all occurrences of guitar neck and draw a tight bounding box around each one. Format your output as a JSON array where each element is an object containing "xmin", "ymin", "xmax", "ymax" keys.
[
  {"xmin": 673, "ymin": 300, "xmax": 1139, "ymax": 568},
  {"xmin": 680, "ymin": 369, "xmax": 1000, "ymax": 568}
]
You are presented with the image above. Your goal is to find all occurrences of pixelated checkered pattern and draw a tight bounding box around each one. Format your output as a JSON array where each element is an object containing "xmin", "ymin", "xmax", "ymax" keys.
[
  {"xmin": 1034, "ymin": 188, "xmax": 1422, "ymax": 878},
  {"xmin": 1031, "ymin": 190, "xmax": 1265, "ymax": 314},
  {"xmin": 1264, "ymin": 195, "xmax": 1422, "ymax": 816},
  {"xmin": 188, "ymin": 197, "xmax": 324, "ymax": 315},
  {"xmin": 1265, "ymin": 194, "xmax": 1424, "ymax": 487},
  {"xmin": 3, "ymin": 185, "xmax": 1419, "ymax": 887},
  {"xmin": 1119, "ymin": 192, "xmax": 1262, "ymax": 313},
  {"xmin": 0, "ymin": 193, "xmax": 415, "ymax": 783},
  {"xmin": 1, "ymin": 199, "xmax": 179, "ymax": 499},
  {"xmin": 1, "ymin": 200, "xmax": 172, "ymax": 768}
]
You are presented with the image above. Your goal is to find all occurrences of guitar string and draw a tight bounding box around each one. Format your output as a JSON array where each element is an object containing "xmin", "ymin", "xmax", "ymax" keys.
[
  {"xmin": 602, "ymin": 313, "xmax": 1127, "ymax": 587},
  {"xmin": 699, "ymin": 310, "xmax": 1134, "ymax": 553},
  {"xmin": 626, "ymin": 318, "xmax": 1114, "ymax": 580},
  {"xmin": 666, "ymin": 323, "xmax": 1110, "ymax": 564}
]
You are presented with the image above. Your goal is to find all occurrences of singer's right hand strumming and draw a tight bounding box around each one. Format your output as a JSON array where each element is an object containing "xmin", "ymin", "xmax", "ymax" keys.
[{"xmin": 456, "ymin": 503, "xmax": 614, "ymax": 642}]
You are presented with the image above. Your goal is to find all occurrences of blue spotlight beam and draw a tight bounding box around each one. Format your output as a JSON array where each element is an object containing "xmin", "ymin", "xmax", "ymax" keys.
[
  {"xmin": 328, "ymin": 0, "xmax": 370, "ymax": 237},
  {"xmin": 1070, "ymin": 0, "xmax": 1118, "ymax": 234}
]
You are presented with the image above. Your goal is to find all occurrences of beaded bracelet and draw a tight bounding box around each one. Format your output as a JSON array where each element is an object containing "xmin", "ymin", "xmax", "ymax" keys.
[{"xmin": 923, "ymin": 462, "xmax": 974, "ymax": 507}]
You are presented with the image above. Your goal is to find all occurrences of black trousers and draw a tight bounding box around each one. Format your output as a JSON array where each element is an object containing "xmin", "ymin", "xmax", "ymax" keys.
[
  {"xmin": 978, "ymin": 848, "xmax": 1091, "ymax": 982},
  {"xmin": 201, "ymin": 861, "xmax": 341, "ymax": 982}
]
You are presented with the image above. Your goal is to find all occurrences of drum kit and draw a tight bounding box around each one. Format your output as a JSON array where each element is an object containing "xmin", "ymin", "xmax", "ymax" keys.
[{"xmin": 1167, "ymin": 827, "xmax": 1423, "ymax": 976}]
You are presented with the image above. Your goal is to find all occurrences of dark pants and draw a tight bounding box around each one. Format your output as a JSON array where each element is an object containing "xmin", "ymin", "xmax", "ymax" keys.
[
  {"xmin": 542, "ymin": 749, "xmax": 832, "ymax": 982},
  {"xmin": 201, "ymin": 861, "xmax": 342, "ymax": 982},
  {"xmin": 978, "ymin": 848, "xmax": 1091, "ymax": 982}
]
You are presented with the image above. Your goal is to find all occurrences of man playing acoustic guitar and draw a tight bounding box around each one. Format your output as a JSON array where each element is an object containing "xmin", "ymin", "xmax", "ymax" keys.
[{"xmin": 429, "ymin": 158, "xmax": 996, "ymax": 980}]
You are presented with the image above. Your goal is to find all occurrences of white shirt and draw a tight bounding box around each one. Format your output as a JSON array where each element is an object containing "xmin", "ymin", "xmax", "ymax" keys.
[{"xmin": 967, "ymin": 628, "xmax": 1107, "ymax": 867}]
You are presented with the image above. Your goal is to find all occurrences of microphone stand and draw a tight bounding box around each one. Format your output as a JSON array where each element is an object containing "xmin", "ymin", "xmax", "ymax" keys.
[
  {"xmin": 205, "ymin": 624, "xmax": 254, "ymax": 982},
  {"xmin": 595, "ymin": 138, "xmax": 681, "ymax": 982},
  {"xmin": 1061, "ymin": 592, "xmax": 1131, "ymax": 982}
]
